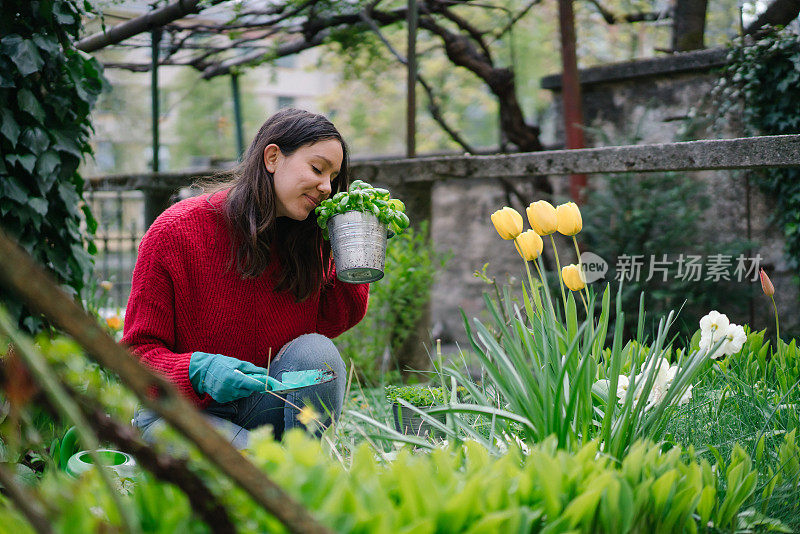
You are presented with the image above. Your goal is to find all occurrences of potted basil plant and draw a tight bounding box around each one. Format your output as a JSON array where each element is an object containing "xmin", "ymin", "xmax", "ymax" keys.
[{"xmin": 316, "ymin": 179, "xmax": 410, "ymax": 283}]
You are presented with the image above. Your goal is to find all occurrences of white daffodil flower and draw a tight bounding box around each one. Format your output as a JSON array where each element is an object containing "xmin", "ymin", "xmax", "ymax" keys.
[
  {"xmin": 678, "ymin": 383, "xmax": 693, "ymax": 406},
  {"xmin": 700, "ymin": 311, "xmax": 730, "ymax": 342},
  {"xmin": 721, "ymin": 323, "xmax": 747, "ymax": 356},
  {"xmin": 612, "ymin": 375, "xmax": 630, "ymax": 400}
]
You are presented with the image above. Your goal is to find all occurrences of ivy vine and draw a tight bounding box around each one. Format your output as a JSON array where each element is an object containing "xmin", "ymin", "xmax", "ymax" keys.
[
  {"xmin": 0, "ymin": 0, "xmax": 106, "ymax": 333},
  {"xmin": 714, "ymin": 29, "xmax": 800, "ymax": 276}
]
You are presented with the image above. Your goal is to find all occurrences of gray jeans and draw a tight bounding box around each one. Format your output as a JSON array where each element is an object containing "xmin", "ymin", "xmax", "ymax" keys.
[{"xmin": 132, "ymin": 333, "xmax": 346, "ymax": 449}]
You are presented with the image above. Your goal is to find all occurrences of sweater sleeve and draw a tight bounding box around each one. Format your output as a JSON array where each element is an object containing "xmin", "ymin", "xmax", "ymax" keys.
[
  {"xmin": 121, "ymin": 224, "xmax": 203, "ymax": 406},
  {"xmin": 316, "ymin": 262, "xmax": 370, "ymax": 338}
]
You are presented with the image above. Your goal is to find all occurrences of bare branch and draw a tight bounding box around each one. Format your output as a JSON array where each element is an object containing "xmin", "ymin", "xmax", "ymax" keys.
[
  {"xmin": 745, "ymin": 0, "xmax": 800, "ymax": 37},
  {"xmin": 584, "ymin": 0, "xmax": 669, "ymax": 24},
  {"xmin": 76, "ymin": 0, "xmax": 227, "ymax": 53},
  {"xmin": 359, "ymin": 8, "xmax": 476, "ymax": 153},
  {"xmin": 199, "ymin": 6, "xmax": 409, "ymax": 78},
  {"xmin": 428, "ymin": 0, "xmax": 493, "ymax": 63},
  {"xmin": 492, "ymin": 0, "xmax": 542, "ymax": 40}
]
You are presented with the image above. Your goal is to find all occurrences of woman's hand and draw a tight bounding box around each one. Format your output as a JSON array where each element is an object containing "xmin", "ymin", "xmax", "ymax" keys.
[{"xmin": 188, "ymin": 352, "xmax": 272, "ymax": 403}]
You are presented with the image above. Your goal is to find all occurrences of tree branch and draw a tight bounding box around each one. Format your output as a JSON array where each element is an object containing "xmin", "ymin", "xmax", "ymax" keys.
[
  {"xmin": 428, "ymin": 0, "xmax": 493, "ymax": 63},
  {"xmin": 359, "ymin": 8, "xmax": 476, "ymax": 153},
  {"xmin": 744, "ymin": 0, "xmax": 800, "ymax": 37},
  {"xmin": 492, "ymin": 0, "xmax": 542, "ymax": 40},
  {"xmin": 584, "ymin": 0, "xmax": 669, "ymax": 24}
]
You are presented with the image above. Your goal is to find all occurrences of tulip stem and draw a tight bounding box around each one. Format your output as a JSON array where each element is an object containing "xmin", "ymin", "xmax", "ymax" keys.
[
  {"xmin": 550, "ymin": 235, "xmax": 568, "ymax": 318},
  {"xmin": 572, "ymin": 236, "xmax": 591, "ymax": 307},
  {"xmin": 771, "ymin": 295, "xmax": 781, "ymax": 360},
  {"xmin": 578, "ymin": 291, "xmax": 589, "ymax": 315}
]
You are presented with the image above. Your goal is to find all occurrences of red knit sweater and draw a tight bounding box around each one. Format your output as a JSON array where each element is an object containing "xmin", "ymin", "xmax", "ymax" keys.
[{"xmin": 121, "ymin": 190, "xmax": 369, "ymax": 408}]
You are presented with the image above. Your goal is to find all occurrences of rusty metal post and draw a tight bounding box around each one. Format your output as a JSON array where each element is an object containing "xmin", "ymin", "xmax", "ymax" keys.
[
  {"xmin": 406, "ymin": 0, "xmax": 417, "ymax": 158},
  {"xmin": 145, "ymin": 28, "xmax": 172, "ymax": 228},
  {"xmin": 558, "ymin": 0, "xmax": 588, "ymax": 203}
]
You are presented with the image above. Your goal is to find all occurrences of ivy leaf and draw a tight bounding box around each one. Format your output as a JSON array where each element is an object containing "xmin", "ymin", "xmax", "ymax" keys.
[
  {"xmin": 32, "ymin": 34, "xmax": 61, "ymax": 59},
  {"xmin": 1, "ymin": 176, "xmax": 29, "ymax": 203},
  {"xmin": 1, "ymin": 35, "xmax": 44, "ymax": 77},
  {"xmin": 0, "ymin": 108, "xmax": 20, "ymax": 147},
  {"xmin": 0, "ymin": 60, "xmax": 14, "ymax": 88},
  {"xmin": 19, "ymin": 126, "xmax": 49, "ymax": 155},
  {"xmin": 82, "ymin": 204, "xmax": 97, "ymax": 234},
  {"xmin": 28, "ymin": 197, "xmax": 48, "ymax": 217},
  {"xmin": 6, "ymin": 154, "xmax": 37, "ymax": 174},
  {"xmin": 52, "ymin": 130, "xmax": 82, "ymax": 157},
  {"xmin": 17, "ymin": 88, "xmax": 45, "ymax": 123},
  {"xmin": 58, "ymin": 182, "xmax": 81, "ymax": 216},
  {"xmin": 53, "ymin": 1, "xmax": 78, "ymax": 26},
  {"xmin": 0, "ymin": 198, "xmax": 13, "ymax": 216},
  {"xmin": 34, "ymin": 150, "xmax": 60, "ymax": 192}
]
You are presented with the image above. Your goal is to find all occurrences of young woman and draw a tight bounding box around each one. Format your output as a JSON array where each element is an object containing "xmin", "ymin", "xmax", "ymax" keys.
[{"xmin": 124, "ymin": 108, "xmax": 369, "ymax": 448}]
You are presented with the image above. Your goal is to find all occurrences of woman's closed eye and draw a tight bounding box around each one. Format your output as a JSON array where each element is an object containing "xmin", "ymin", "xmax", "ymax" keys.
[{"xmin": 311, "ymin": 165, "xmax": 322, "ymax": 174}]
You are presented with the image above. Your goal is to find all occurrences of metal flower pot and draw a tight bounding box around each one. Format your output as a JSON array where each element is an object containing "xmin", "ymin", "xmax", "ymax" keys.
[
  {"xmin": 392, "ymin": 403, "xmax": 446, "ymax": 439},
  {"xmin": 328, "ymin": 210, "xmax": 390, "ymax": 283}
]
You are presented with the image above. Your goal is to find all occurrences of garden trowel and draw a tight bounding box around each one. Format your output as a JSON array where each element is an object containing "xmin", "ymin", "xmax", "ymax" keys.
[{"xmin": 244, "ymin": 368, "xmax": 337, "ymax": 393}]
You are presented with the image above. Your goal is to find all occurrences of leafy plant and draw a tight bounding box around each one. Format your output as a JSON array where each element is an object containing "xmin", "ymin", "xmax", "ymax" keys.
[
  {"xmin": 384, "ymin": 384, "xmax": 466, "ymax": 407},
  {"xmin": 0, "ymin": 0, "xmax": 106, "ymax": 333},
  {"xmin": 1, "ymin": 427, "xmax": 782, "ymax": 533},
  {"xmin": 315, "ymin": 179, "xmax": 409, "ymax": 238},
  {"xmin": 714, "ymin": 29, "xmax": 800, "ymax": 278}
]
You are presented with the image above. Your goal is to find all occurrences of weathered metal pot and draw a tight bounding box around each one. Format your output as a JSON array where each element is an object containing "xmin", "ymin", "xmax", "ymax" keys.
[
  {"xmin": 328, "ymin": 210, "xmax": 391, "ymax": 283},
  {"xmin": 392, "ymin": 403, "xmax": 446, "ymax": 439}
]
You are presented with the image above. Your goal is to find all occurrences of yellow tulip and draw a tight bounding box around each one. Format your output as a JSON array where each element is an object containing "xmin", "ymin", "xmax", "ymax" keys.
[
  {"xmin": 561, "ymin": 264, "xmax": 586, "ymax": 291},
  {"xmin": 514, "ymin": 230, "xmax": 543, "ymax": 261},
  {"xmin": 526, "ymin": 200, "xmax": 558, "ymax": 236},
  {"xmin": 556, "ymin": 202, "xmax": 582, "ymax": 236},
  {"xmin": 490, "ymin": 207, "xmax": 523, "ymax": 240}
]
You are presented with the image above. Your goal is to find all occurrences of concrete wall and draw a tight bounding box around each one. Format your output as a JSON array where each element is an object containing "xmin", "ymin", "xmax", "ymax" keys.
[{"xmin": 428, "ymin": 48, "xmax": 798, "ymax": 346}]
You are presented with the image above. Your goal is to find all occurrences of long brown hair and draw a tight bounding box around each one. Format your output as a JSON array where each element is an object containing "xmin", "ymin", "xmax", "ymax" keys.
[{"xmin": 208, "ymin": 108, "xmax": 350, "ymax": 302}]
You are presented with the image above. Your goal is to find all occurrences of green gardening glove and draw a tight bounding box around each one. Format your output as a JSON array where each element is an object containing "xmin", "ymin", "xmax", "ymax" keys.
[{"xmin": 188, "ymin": 352, "xmax": 281, "ymax": 403}]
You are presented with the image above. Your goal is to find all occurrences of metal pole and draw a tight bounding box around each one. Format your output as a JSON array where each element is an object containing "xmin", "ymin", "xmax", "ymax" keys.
[
  {"xmin": 558, "ymin": 0, "xmax": 588, "ymax": 203},
  {"xmin": 406, "ymin": 0, "xmax": 417, "ymax": 158},
  {"xmin": 231, "ymin": 73, "xmax": 245, "ymax": 158},
  {"xmin": 145, "ymin": 28, "xmax": 170, "ymax": 228},
  {"xmin": 151, "ymin": 28, "xmax": 161, "ymax": 173}
]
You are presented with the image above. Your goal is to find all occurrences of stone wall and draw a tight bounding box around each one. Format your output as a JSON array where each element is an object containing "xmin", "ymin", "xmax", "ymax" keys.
[{"xmin": 428, "ymin": 48, "xmax": 798, "ymax": 346}]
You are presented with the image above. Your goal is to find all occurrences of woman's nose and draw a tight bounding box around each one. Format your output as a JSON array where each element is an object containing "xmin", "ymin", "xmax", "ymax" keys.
[{"xmin": 318, "ymin": 178, "xmax": 332, "ymax": 196}]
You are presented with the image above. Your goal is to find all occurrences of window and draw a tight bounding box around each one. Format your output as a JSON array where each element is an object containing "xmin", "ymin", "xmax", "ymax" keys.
[
  {"xmin": 95, "ymin": 141, "xmax": 115, "ymax": 172},
  {"xmin": 274, "ymin": 54, "xmax": 297, "ymax": 68},
  {"xmin": 277, "ymin": 95, "xmax": 296, "ymax": 109}
]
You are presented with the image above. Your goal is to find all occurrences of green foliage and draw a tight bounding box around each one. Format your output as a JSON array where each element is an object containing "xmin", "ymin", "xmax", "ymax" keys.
[
  {"xmin": 581, "ymin": 169, "xmax": 751, "ymax": 339},
  {"xmin": 315, "ymin": 179, "xmax": 409, "ymax": 238},
  {"xmin": 384, "ymin": 384, "xmax": 466, "ymax": 407},
  {"xmin": 447, "ymin": 280, "xmax": 708, "ymax": 460},
  {"xmin": 0, "ymin": 0, "xmax": 106, "ymax": 333},
  {"xmin": 715, "ymin": 29, "xmax": 800, "ymax": 276},
  {"xmin": 665, "ymin": 328, "xmax": 800, "ymax": 531},
  {"xmin": 336, "ymin": 222, "xmax": 446, "ymax": 385},
  {"xmin": 0, "ymin": 429, "xmax": 779, "ymax": 533}
]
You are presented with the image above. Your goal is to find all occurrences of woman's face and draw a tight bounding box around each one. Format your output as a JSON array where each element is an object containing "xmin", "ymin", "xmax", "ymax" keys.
[{"xmin": 263, "ymin": 138, "xmax": 343, "ymax": 221}]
